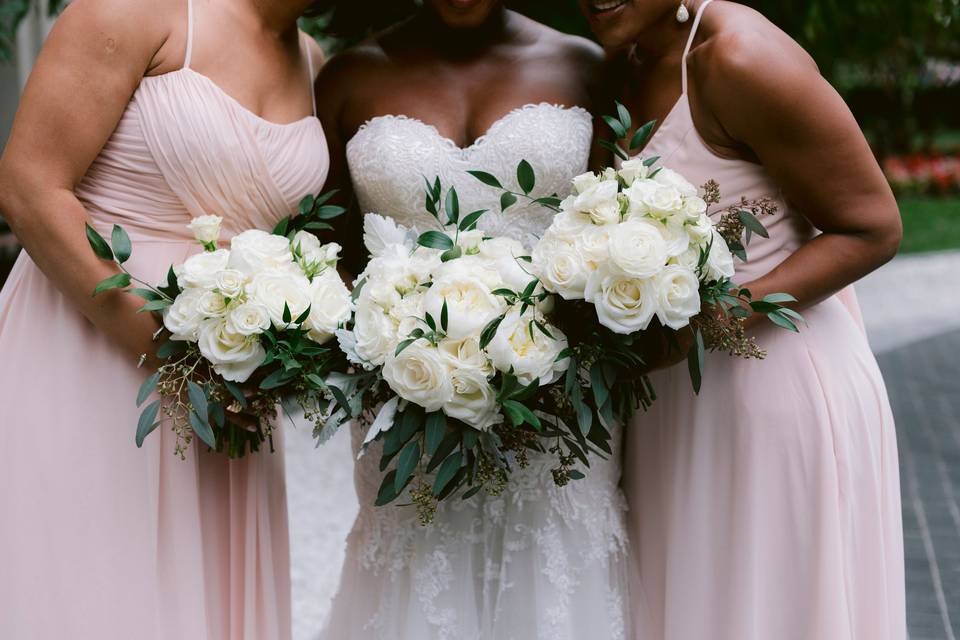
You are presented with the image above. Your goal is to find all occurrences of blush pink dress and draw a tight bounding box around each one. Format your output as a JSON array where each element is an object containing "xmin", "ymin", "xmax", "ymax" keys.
[
  {"xmin": 0, "ymin": 2, "xmax": 328, "ymax": 638},
  {"xmin": 623, "ymin": 3, "xmax": 906, "ymax": 639}
]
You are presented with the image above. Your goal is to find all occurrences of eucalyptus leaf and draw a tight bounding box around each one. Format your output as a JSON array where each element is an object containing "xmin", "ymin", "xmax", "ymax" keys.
[
  {"xmin": 432, "ymin": 452, "xmax": 464, "ymax": 497},
  {"xmin": 425, "ymin": 411, "xmax": 447, "ymax": 456},
  {"xmin": 186, "ymin": 380, "xmax": 209, "ymax": 423},
  {"xmin": 135, "ymin": 399, "xmax": 162, "ymax": 448},
  {"xmin": 136, "ymin": 371, "xmax": 160, "ymax": 407},
  {"xmin": 687, "ymin": 328, "xmax": 705, "ymax": 394},
  {"xmin": 189, "ymin": 410, "xmax": 216, "ymax": 449},
  {"xmin": 395, "ymin": 440, "xmax": 421, "ymax": 493}
]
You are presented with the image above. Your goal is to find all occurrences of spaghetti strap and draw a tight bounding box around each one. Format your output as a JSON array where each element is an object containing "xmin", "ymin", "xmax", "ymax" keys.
[
  {"xmin": 681, "ymin": 0, "xmax": 713, "ymax": 94},
  {"xmin": 183, "ymin": 0, "xmax": 195, "ymax": 70},
  {"xmin": 302, "ymin": 33, "xmax": 317, "ymax": 117}
]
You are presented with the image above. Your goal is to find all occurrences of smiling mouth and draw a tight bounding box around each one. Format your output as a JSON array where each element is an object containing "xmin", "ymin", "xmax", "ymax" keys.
[{"xmin": 590, "ymin": 0, "xmax": 629, "ymax": 14}]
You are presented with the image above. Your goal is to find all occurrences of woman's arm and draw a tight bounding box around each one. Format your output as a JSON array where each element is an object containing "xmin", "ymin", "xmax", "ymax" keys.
[
  {"xmin": 691, "ymin": 26, "xmax": 902, "ymax": 324},
  {"xmin": 0, "ymin": 0, "xmax": 175, "ymax": 366}
]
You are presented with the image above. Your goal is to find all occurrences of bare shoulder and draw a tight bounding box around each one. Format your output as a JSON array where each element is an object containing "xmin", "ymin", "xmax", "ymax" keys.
[
  {"xmin": 57, "ymin": 0, "xmax": 175, "ymax": 52},
  {"xmin": 315, "ymin": 38, "xmax": 391, "ymax": 93},
  {"xmin": 517, "ymin": 13, "xmax": 604, "ymax": 71}
]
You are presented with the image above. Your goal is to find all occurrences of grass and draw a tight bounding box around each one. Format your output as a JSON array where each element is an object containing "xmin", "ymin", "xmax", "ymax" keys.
[{"xmin": 898, "ymin": 197, "xmax": 960, "ymax": 254}]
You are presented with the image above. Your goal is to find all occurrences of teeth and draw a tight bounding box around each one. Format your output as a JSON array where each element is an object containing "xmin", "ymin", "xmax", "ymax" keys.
[{"xmin": 592, "ymin": 0, "xmax": 627, "ymax": 12}]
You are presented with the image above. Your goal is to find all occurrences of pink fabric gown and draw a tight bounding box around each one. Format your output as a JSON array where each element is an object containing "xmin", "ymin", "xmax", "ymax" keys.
[
  {"xmin": 0, "ymin": 3, "xmax": 328, "ymax": 637},
  {"xmin": 623, "ymin": 3, "xmax": 906, "ymax": 639}
]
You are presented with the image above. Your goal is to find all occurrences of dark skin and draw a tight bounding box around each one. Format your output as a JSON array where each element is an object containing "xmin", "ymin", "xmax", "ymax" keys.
[
  {"xmin": 579, "ymin": 0, "xmax": 902, "ymax": 370},
  {"xmin": 315, "ymin": 0, "xmax": 605, "ymax": 271}
]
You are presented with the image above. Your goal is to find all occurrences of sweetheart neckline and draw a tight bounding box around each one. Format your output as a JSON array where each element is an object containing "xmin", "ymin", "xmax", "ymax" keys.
[
  {"xmin": 142, "ymin": 68, "xmax": 322, "ymax": 130},
  {"xmin": 347, "ymin": 102, "xmax": 592, "ymax": 153}
]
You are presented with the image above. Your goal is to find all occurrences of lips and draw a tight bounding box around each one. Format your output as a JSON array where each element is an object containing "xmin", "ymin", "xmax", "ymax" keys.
[{"xmin": 590, "ymin": 0, "xmax": 628, "ymax": 14}]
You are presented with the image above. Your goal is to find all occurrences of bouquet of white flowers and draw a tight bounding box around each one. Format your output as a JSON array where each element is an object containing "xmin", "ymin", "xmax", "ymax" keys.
[
  {"xmin": 86, "ymin": 193, "xmax": 353, "ymax": 458},
  {"xmin": 325, "ymin": 180, "xmax": 609, "ymax": 523}
]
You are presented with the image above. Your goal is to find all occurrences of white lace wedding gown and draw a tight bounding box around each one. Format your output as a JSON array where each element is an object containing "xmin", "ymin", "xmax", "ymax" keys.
[{"xmin": 319, "ymin": 104, "xmax": 634, "ymax": 640}]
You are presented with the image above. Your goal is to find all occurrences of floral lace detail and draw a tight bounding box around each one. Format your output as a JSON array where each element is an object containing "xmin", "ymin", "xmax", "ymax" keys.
[
  {"xmin": 322, "ymin": 106, "xmax": 630, "ymax": 640},
  {"xmin": 346, "ymin": 103, "xmax": 594, "ymax": 248}
]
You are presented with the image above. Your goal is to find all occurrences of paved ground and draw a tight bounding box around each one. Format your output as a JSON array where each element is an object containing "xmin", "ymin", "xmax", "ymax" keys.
[{"xmin": 286, "ymin": 250, "xmax": 960, "ymax": 640}]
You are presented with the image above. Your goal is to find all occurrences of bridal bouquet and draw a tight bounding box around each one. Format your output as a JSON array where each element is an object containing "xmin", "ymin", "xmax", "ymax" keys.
[
  {"xmin": 325, "ymin": 180, "xmax": 607, "ymax": 523},
  {"xmin": 85, "ymin": 193, "xmax": 353, "ymax": 458}
]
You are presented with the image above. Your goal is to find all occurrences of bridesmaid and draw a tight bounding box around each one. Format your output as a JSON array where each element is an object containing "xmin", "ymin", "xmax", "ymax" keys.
[
  {"xmin": 577, "ymin": 1, "xmax": 906, "ymax": 639},
  {"xmin": 0, "ymin": 0, "xmax": 326, "ymax": 638}
]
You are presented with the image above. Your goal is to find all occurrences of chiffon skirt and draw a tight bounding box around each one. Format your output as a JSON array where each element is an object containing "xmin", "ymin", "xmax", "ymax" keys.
[
  {"xmin": 0, "ymin": 247, "xmax": 291, "ymax": 640},
  {"xmin": 624, "ymin": 294, "xmax": 906, "ymax": 640}
]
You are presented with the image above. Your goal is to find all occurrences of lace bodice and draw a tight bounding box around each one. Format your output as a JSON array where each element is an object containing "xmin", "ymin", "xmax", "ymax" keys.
[{"xmin": 346, "ymin": 103, "xmax": 593, "ymax": 247}]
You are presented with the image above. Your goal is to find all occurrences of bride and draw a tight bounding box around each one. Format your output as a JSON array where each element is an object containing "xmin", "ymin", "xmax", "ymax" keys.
[{"xmin": 315, "ymin": 1, "xmax": 638, "ymax": 638}]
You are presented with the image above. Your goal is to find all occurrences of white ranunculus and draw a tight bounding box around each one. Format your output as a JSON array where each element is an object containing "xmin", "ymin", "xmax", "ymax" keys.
[
  {"xmin": 683, "ymin": 195, "xmax": 708, "ymax": 220},
  {"xmin": 654, "ymin": 265, "xmax": 702, "ymax": 330},
  {"xmin": 227, "ymin": 301, "xmax": 271, "ymax": 336},
  {"xmin": 228, "ymin": 229, "xmax": 294, "ymax": 276},
  {"xmin": 533, "ymin": 237, "xmax": 589, "ymax": 300},
  {"xmin": 572, "ymin": 171, "xmax": 600, "ymax": 195},
  {"xmin": 653, "ymin": 167, "xmax": 698, "ymax": 197},
  {"xmin": 214, "ymin": 269, "xmax": 246, "ymax": 299},
  {"xmin": 382, "ymin": 343, "xmax": 454, "ymax": 412},
  {"xmin": 625, "ymin": 179, "xmax": 684, "ymax": 217},
  {"xmin": 304, "ymin": 270, "xmax": 353, "ymax": 344},
  {"xmin": 705, "ymin": 230, "xmax": 736, "ymax": 281},
  {"xmin": 163, "ymin": 289, "xmax": 206, "ymax": 341},
  {"xmin": 478, "ymin": 237, "xmax": 534, "ymax": 292},
  {"xmin": 245, "ymin": 267, "xmax": 312, "ymax": 328},
  {"xmin": 187, "ymin": 215, "xmax": 223, "ymax": 246},
  {"xmin": 445, "ymin": 367, "xmax": 501, "ymax": 431},
  {"xmin": 352, "ymin": 298, "xmax": 399, "ymax": 366},
  {"xmin": 608, "ymin": 219, "xmax": 669, "ymax": 279},
  {"xmin": 618, "ymin": 158, "xmax": 650, "ymax": 186},
  {"xmin": 197, "ymin": 318, "xmax": 267, "ymax": 383},
  {"xmin": 574, "ymin": 179, "xmax": 621, "ymax": 225},
  {"xmin": 363, "ymin": 212, "xmax": 413, "ymax": 258},
  {"xmin": 486, "ymin": 308, "xmax": 569, "ymax": 386},
  {"xmin": 177, "ymin": 249, "xmax": 230, "ymax": 290},
  {"xmin": 657, "ymin": 219, "xmax": 693, "ymax": 258},
  {"xmin": 438, "ymin": 335, "xmax": 493, "ymax": 376},
  {"xmin": 197, "ymin": 290, "xmax": 228, "ymax": 317},
  {"xmin": 585, "ymin": 265, "xmax": 658, "ymax": 334},
  {"xmin": 575, "ymin": 224, "xmax": 612, "ymax": 267},
  {"xmin": 422, "ymin": 261, "xmax": 504, "ymax": 340},
  {"xmin": 686, "ymin": 212, "xmax": 715, "ymax": 246}
]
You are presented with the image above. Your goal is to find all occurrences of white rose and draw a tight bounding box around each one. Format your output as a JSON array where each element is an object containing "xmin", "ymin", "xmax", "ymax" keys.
[
  {"xmin": 187, "ymin": 215, "xmax": 223, "ymax": 246},
  {"xmin": 625, "ymin": 179, "xmax": 684, "ymax": 217},
  {"xmin": 245, "ymin": 267, "xmax": 312, "ymax": 328},
  {"xmin": 227, "ymin": 302, "xmax": 271, "ymax": 336},
  {"xmin": 478, "ymin": 237, "xmax": 533, "ymax": 292},
  {"xmin": 197, "ymin": 290, "xmax": 228, "ymax": 317},
  {"xmin": 177, "ymin": 249, "xmax": 230, "ymax": 290},
  {"xmin": 533, "ymin": 237, "xmax": 589, "ymax": 300},
  {"xmin": 445, "ymin": 367, "xmax": 501, "ymax": 431},
  {"xmin": 618, "ymin": 158, "xmax": 650, "ymax": 186},
  {"xmin": 362, "ymin": 245, "xmax": 438, "ymax": 303},
  {"xmin": 574, "ymin": 179, "xmax": 621, "ymax": 225},
  {"xmin": 572, "ymin": 171, "xmax": 600, "ymax": 195},
  {"xmin": 422, "ymin": 261, "xmax": 504, "ymax": 340},
  {"xmin": 657, "ymin": 220, "xmax": 693, "ymax": 258},
  {"xmin": 585, "ymin": 265, "xmax": 658, "ymax": 334},
  {"xmin": 653, "ymin": 167, "xmax": 698, "ymax": 197},
  {"xmin": 486, "ymin": 308, "xmax": 569, "ymax": 386},
  {"xmin": 292, "ymin": 230, "xmax": 326, "ymax": 266},
  {"xmin": 303, "ymin": 270, "xmax": 353, "ymax": 344},
  {"xmin": 228, "ymin": 229, "xmax": 294, "ymax": 276},
  {"xmin": 705, "ymin": 230, "xmax": 736, "ymax": 281},
  {"xmin": 353, "ymin": 299, "xmax": 399, "ymax": 366},
  {"xmin": 683, "ymin": 195, "xmax": 708, "ymax": 220},
  {"xmin": 382, "ymin": 343, "xmax": 454, "ymax": 412},
  {"xmin": 163, "ymin": 289, "xmax": 206, "ymax": 341},
  {"xmin": 214, "ymin": 269, "xmax": 246, "ymax": 299},
  {"xmin": 608, "ymin": 219, "xmax": 669, "ymax": 279},
  {"xmin": 548, "ymin": 209, "xmax": 592, "ymax": 237},
  {"xmin": 197, "ymin": 318, "xmax": 267, "ymax": 383},
  {"xmin": 686, "ymin": 212, "xmax": 715, "ymax": 246},
  {"xmin": 654, "ymin": 265, "xmax": 702, "ymax": 330},
  {"xmin": 389, "ymin": 293, "xmax": 426, "ymax": 341},
  {"xmin": 575, "ymin": 224, "xmax": 612, "ymax": 266},
  {"xmin": 438, "ymin": 335, "xmax": 494, "ymax": 376}
]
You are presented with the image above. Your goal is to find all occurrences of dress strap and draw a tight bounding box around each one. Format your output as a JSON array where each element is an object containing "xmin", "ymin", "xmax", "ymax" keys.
[
  {"xmin": 183, "ymin": 0, "xmax": 195, "ymax": 70},
  {"xmin": 301, "ymin": 33, "xmax": 317, "ymax": 117},
  {"xmin": 681, "ymin": 0, "xmax": 713, "ymax": 94}
]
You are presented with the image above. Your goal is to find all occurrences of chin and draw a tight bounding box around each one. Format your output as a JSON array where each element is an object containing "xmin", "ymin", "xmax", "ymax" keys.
[
  {"xmin": 578, "ymin": 0, "xmax": 650, "ymax": 51},
  {"xmin": 427, "ymin": 0, "xmax": 502, "ymax": 29}
]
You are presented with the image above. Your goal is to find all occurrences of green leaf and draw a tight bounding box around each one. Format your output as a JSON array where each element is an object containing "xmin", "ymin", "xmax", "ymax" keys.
[
  {"xmin": 462, "ymin": 485, "xmax": 483, "ymax": 500},
  {"xmin": 395, "ymin": 338, "xmax": 418, "ymax": 356},
  {"xmin": 395, "ymin": 440, "xmax": 421, "ymax": 493},
  {"xmin": 299, "ymin": 194, "xmax": 316, "ymax": 215},
  {"xmin": 138, "ymin": 299, "xmax": 172, "ymax": 313},
  {"xmin": 316, "ymin": 205, "xmax": 346, "ymax": 220},
  {"xmin": 329, "ymin": 385, "xmax": 353, "ymax": 416},
  {"xmin": 502, "ymin": 400, "xmax": 541, "ymax": 430},
  {"xmin": 282, "ymin": 303, "xmax": 292, "ymax": 325},
  {"xmin": 517, "ymin": 159, "xmax": 535, "ymax": 195},
  {"xmin": 417, "ymin": 230, "xmax": 454, "ymax": 251},
  {"xmin": 260, "ymin": 368, "xmax": 292, "ymax": 390},
  {"xmin": 603, "ymin": 115, "xmax": 627, "ymax": 139},
  {"xmin": 156, "ymin": 339, "xmax": 187, "ymax": 360},
  {"xmin": 135, "ymin": 400, "xmax": 162, "ymax": 448},
  {"xmin": 500, "ymin": 191, "xmax": 518, "ymax": 212},
  {"xmin": 445, "ymin": 187, "xmax": 460, "ymax": 224},
  {"xmin": 425, "ymin": 411, "xmax": 447, "ymax": 456},
  {"xmin": 440, "ymin": 246, "xmax": 462, "ymax": 262},
  {"xmin": 630, "ymin": 121, "xmax": 657, "ymax": 151},
  {"xmin": 478, "ymin": 314, "xmax": 505, "ymax": 350},
  {"xmin": 687, "ymin": 328, "xmax": 705, "ymax": 394},
  {"xmin": 223, "ymin": 379, "xmax": 248, "ymax": 409},
  {"xmin": 189, "ymin": 410, "xmax": 216, "ymax": 449},
  {"xmin": 768, "ymin": 311, "xmax": 799, "ymax": 333},
  {"xmin": 272, "ymin": 216, "xmax": 290, "ymax": 237},
  {"xmin": 567, "ymin": 470, "xmax": 586, "ymax": 481},
  {"xmin": 92, "ymin": 272, "xmax": 131, "ymax": 297},
  {"xmin": 111, "ymin": 225, "xmax": 132, "ymax": 264},
  {"xmin": 738, "ymin": 210, "xmax": 770, "ymax": 239},
  {"xmin": 375, "ymin": 470, "xmax": 400, "ymax": 506},
  {"xmin": 186, "ymin": 380, "xmax": 209, "ymax": 423},
  {"xmin": 572, "ymin": 387, "xmax": 593, "ymax": 435},
  {"xmin": 129, "ymin": 288, "xmax": 164, "ymax": 302},
  {"xmin": 598, "ymin": 139, "xmax": 629, "ymax": 161},
  {"xmin": 590, "ymin": 362, "xmax": 610, "ymax": 409},
  {"xmin": 459, "ymin": 209, "xmax": 486, "ymax": 231},
  {"xmin": 432, "ymin": 452, "xmax": 464, "ymax": 497},
  {"xmin": 85, "ymin": 223, "xmax": 113, "ymax": 261},
  {"xmin": 427, "ymin": 429, "xmax": 461, "ymax": 472},
  {"xmin": 762, "ymin": 293, "xmax": 798, "ymax": 304},
  {"xmin": 136, "ymin": 371, "xmax": 160, "ymax": 407},
  {"xmin": 467, "ymin": 170, "xmax": 503, "ymax": 189},
  {"xmin": 615, "ymin": 101, "xmax": 632, "ymax": 131},
  {"xmin": 642, "ymin": 154, "xmax": 661, "ymax": 167}
]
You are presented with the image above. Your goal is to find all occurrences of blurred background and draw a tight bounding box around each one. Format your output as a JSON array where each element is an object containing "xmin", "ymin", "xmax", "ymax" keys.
[{"xmin": 2, "ymin": 2, "xmax": 959, "ymax": 639}]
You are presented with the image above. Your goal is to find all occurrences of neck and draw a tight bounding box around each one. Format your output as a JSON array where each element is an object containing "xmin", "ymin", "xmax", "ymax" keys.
[
  {"xmin": 417, "ymin": 6, "xmax": 512, "ymax": 55},
  {"xmin": 247, "ymin": 0, "xmax": 312, "ymax": 37},
  {"xmin": 631, "ymin": 0, "xmax": 700, "ymax": 61}
]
